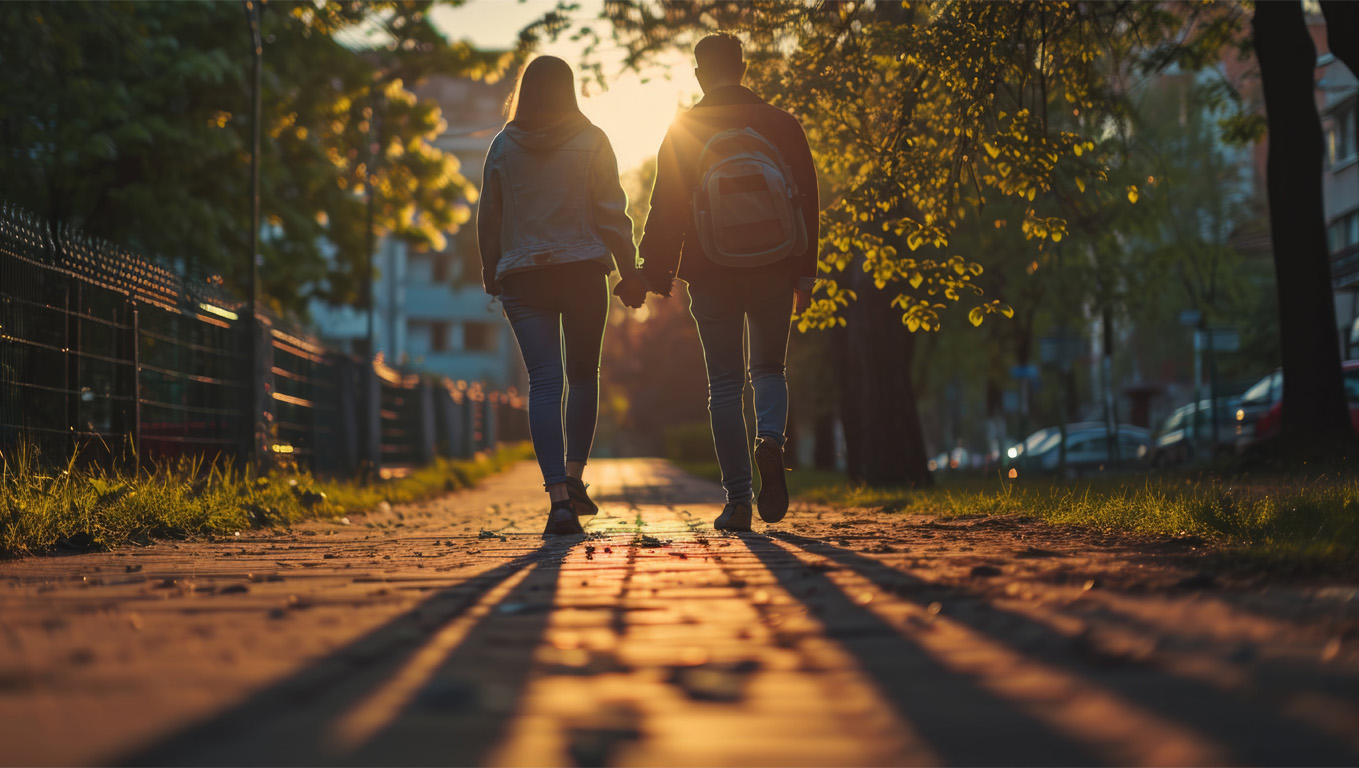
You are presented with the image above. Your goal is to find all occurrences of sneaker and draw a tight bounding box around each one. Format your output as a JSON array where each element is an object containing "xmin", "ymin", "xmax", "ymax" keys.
[
  {"xmin": 754, "ymin": 437, "xmax": 789, "ymax": 523},
  {"xmin": 713, "ymin": 501, "xmax": 752, "ymax": 532},
  {"xmin": 565, "ymin": 476, "xmax": 598, "ymax": 516},
  {"xmin": 543, "ymin": 501, "xmax": 584, "ymax": 536}
]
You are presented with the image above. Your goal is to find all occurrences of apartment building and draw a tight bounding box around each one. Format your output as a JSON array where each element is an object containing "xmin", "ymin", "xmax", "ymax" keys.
[{"xmin": 310, "ymin": 74, "xmax": 524, "ymax": 390}]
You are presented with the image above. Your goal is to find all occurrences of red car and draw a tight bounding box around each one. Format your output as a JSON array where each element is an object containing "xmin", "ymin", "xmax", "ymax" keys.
[{"xmin": 1242, "ymin": 360, "xmax": 1359, "ymax": 444}]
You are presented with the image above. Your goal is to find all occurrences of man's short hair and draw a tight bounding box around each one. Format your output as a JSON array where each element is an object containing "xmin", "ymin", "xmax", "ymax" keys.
[{"xmin": 694, "ymin": 33, "xmax": 743, "ymax": 75}]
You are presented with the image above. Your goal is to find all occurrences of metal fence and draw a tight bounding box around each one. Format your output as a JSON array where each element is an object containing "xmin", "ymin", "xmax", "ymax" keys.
[{"xmin": 0, "ymin": 203, "xmax": 527, "ymax": 473}]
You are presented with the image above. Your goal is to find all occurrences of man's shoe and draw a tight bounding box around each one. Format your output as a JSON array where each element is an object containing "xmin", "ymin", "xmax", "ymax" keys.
[
  {"xmin": 714, "ymin": 501, "xmax": 753, "ymax": 532},
  {"xmin": 543, "ymin": 502, "xmax": 585, "ymax": 536},
  {"xmin": 565, "ymin": 476, "xmax": 598, "ymax": 516},
  {"xmin": 754, "ymin": 437, "xmax": 789, "ymax": 523}
]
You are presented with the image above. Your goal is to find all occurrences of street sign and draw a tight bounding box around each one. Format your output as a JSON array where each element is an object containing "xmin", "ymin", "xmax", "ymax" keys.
[
  {"xmin": 1002, "ymin": 390, "xmax": 1021, "ymax": 413},
  {"xmin": 1039, "ymin": 335, "xmax": 1086, "ymax": 368},
  {"xmin": 1194, "ymin": 328, "xmax": 1239, "ymax": 352}
]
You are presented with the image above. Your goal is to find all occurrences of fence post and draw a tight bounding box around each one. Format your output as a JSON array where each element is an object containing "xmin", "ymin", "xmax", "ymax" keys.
[
  {"xmin": 461, "ymin": 393, "xmax": 475, "ymax": 457},
  {"xmin": 481, "ymin": 393, "xmax": 498, "ymax": 451},
  {"xmin": 416, "ymin": 378, "xmax": 436, "ymax": 465},
  {"xmin": 241, "ymin": 312, "xmax": 271, "ymax": 466},
  {"xmin": 435, "ymin": 383, "xmax": 457, "ymax": 459},
  {"xmin": 361, "ymin": 361, "xmax": 382, "ymax": 476},
  {"xmin": 129, "ymin": 305, "xmax": 141, "ymax": 462},
  {"xmin": 332, "ymin": 356, "xmax": 359, "ymax": 474},
  {"xmin": 65, "ymin": 279, "xmax": 79, "ymax": 456}
]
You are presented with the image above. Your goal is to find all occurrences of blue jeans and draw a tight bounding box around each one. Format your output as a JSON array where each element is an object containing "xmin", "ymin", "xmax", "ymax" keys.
[
  {"xmin": 500, "ymin": 263, "xmax": 608, "ymax": 487},
  {"xmin": 688, "ymin": 274, "xmax": 795, "ymax": 504}
]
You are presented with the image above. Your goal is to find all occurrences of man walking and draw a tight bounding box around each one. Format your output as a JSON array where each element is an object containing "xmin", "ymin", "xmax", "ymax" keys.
[{"xmin": 639, "ymin": 33, "xmax": 820, "ymax": 531}]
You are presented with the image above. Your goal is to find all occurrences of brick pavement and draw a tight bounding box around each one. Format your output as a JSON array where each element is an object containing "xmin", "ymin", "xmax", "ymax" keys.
[{"xmin": 2, "ymin": 459, "xmax": 1359, "ymax": 766}]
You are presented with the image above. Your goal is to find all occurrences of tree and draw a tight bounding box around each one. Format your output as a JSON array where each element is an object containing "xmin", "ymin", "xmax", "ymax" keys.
[
  {"xmin": 542, "ymin": 1, "xmax": 1243, "ymax": 484},
  {"xmin": 1252, "ymin": 1, "xmax": 1352, "ymax": 445},
  {"xmin": 0, "ymin": 0, "xmax": 501, "ymax": 315}
]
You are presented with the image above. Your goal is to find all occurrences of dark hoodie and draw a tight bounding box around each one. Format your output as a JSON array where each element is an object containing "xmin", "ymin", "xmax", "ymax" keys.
[{"xmin": 477, "ymin": 113, "xmax": 638, "ymax": 295}]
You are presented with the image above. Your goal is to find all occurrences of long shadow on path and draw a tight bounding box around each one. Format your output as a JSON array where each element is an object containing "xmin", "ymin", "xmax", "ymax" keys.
[
  {"xmin": 738, "ymin": 534, "xmax": 1105, "ymax": 767},
  {"xmin": 771, "ymin": 532, "xmax": 1359, "ymax": 767},
  {"xmin": 124, "ymin": 540, "xmax": 575, "ymax": 767}
]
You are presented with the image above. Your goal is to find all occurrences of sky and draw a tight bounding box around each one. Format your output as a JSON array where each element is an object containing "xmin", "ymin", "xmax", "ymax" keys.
[{"xmin": 428, "ymin": 0, "xmax": 700, "ymax": 171}]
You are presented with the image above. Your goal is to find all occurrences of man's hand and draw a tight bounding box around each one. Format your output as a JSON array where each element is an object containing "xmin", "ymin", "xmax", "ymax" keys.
[
  {"xmin": 640, "ymin": 268, "xmax": 674, "ymax": 298},
  {"xmin": 794, "ymin": 287, "xmax": 812, "ymax": 315},
  {"xmin": 613, "ymin": 276, "xmax": 648, "ymax": 309}
]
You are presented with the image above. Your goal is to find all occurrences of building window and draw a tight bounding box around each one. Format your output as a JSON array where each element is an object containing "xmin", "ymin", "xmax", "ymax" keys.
[
  {"xmin": 1328, "ymin": 103, "xmax": 1356, "ymax": 168},
  {"xmin": 463, "ymin": 322, "xmax": 495, "ymax": 352},
  {"xmin": 1331, "ymin": 210, "xmax": 1359, "ymax": 254},
  {"xmin": 430, "ymin": 322, "xmax": 450, "ymax": 353},
  {"xmin": 432, "ymin": 254, "xmax": 450, "ymax": 283},
  {"xmin": 457, "ymin": 248, "xmax": 481, "ymax": 287}
]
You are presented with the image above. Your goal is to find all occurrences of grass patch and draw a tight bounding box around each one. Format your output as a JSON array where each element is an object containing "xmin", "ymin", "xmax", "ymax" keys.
[
  {"xmin": 806, "ymin": 473, "xmax": 1359, "ymax": 569},
  {"xmin": 679, "ymin": 459, "xmax": 1359, "ymax": 569},
  {"xmin": 0, "ymin": 442, "xmax": 534, "ymax": 558}
]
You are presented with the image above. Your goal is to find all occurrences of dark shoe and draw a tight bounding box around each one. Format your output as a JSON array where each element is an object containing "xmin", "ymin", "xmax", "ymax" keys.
[
  {"xmin": 565, "ymin": 476, "xmax": 598, "ymax": 516},
  {"xmin": 543, "ymin": 502, "xmax": 584, "ymax": 536},
  {"xmin": 714, "ymin": 501, "xmax": 753, "ymax": 532},
  {"xmin": 754, "ymin": 437, "xmax": 789, "ymax": 523}
]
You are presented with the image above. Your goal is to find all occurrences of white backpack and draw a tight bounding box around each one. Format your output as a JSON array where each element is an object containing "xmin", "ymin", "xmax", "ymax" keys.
[{"xmin": 692, "ymin": 128, "xmax": 807, "ymax": 268}]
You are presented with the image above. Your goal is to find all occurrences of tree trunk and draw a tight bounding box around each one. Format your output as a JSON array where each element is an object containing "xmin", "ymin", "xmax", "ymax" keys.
[
  {"xmin": 1252, "ymin": 3, "xmax": 1352, "ymax": 442},
  {"xmin": 833, "ymin": 259, "xmax": 933, "ymax": 486},
  {"xmin": 812, "ymin": 410, "xmax": 837, "ymax": 470},
  {"xmin": 1320, "ymin": 2, "xmax": 1359, "ymax": 74}
]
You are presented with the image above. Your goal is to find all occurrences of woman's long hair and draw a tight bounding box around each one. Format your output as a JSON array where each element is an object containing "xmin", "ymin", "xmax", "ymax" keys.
[{"xmin": 506, "ymin": 56, "xmax": 582, "ymax": 129}]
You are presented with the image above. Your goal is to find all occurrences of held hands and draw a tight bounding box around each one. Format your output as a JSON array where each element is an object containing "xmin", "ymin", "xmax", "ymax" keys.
[{"xmin": 613, "ymin": 275, "xmax": 648, "ymax": 309}]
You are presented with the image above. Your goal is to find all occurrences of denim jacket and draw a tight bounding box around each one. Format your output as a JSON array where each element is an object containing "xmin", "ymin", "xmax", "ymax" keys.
[{"xmin": 477, "ymin": 114, "xmax": 638, "ymax": 294}]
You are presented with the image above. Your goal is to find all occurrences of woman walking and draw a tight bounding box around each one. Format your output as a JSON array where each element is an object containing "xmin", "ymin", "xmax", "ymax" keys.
[{"xmin": 478, "ymin": 56, "xmax": 647, "ymax": 535}]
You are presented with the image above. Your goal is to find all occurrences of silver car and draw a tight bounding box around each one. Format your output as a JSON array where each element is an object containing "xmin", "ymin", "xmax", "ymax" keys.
[{"xmin": 1006, "ymin": 423, "xmax": 1151, "ymax": 478}]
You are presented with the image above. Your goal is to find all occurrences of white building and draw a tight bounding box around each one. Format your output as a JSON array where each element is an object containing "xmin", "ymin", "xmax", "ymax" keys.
[
  {"xmin": 1320, "ymin": 50, "xmax": 1359, "ymax": 358},
  {"xmin": 310, "ymin": 75, "xmax": 525, "ymax": 391}
]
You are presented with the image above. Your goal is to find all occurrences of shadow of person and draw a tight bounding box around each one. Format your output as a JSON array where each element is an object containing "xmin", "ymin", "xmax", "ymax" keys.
[
  {"xmin": 123, "ymin": 541, "xmax": 575, "ymax": 767},
  {"xmin": 736, "ymin": 533, "xmax": 1103, "ymax": 767},
  {"xmin": 769, "ymin": 531, "xmax": 1359, "ymax": 767}
]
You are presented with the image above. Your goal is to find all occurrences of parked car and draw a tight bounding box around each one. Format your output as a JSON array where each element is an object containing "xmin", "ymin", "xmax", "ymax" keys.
[
  {"xmin": 1239, "ymin": 361, "xmax": 1359, "ymax": 446},
  {"xmin": 1004, "ymin": 423, "xmax": 1151, "ymax": 477},
  {"xmin": 1233, "ymin": 369, "xmax": 1282, "ymax": 448},
  {"xmin": 927, "ymin": 446, "xmax": 972, "ymax": 473},
  {"xmin": 1147, "ymin": 397, "xmax": 1241, "ymax": 467}
]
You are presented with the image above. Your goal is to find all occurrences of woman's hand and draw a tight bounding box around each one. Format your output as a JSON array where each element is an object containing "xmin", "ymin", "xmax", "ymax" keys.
[{"xmin": 612, "ymin": 276, "xmax": 648, "ymax": 309}]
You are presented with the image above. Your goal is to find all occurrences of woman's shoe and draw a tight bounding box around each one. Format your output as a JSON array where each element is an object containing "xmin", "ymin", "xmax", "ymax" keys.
[
  {"xmin": 565, "ymin": 476, "xmax": 598, "ymax": 516},
  {"xmin": 714, "ymin": 501, "xmax": 752, "ymax": 532},
  {"xmin": 543, "ymin": 501, "xmax": 585, "ymax": 536}
]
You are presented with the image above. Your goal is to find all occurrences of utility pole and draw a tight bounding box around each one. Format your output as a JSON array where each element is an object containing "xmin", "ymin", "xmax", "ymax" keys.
[
  {"xmin": 364, "ymin": 88, "xmax": 383, "ymax": 361},
  {"xmin": 244, "ymin": 0, "xmax": 263, "ymax": 464}
]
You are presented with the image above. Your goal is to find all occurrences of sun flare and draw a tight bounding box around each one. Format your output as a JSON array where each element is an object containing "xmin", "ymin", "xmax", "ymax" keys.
[{"xmin": 578, "ymin": 55, "xmax": 699, "ymax": 172}]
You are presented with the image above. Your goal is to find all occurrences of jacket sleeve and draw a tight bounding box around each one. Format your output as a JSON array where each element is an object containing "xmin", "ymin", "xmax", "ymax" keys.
[
  {"xmin": 638, "ymin": 127, "xmax": 686, "ymax": 286},
  {"xmin": 476, "ymin": 152, "xmax": 504, "ymax": 295},
  {"xmin": 591, "ymin": 133, "xmax": 638, "ymax": 277},
  {"xmin": 784, "ymin": 114, "xmax": 820, "ymax": 289}
]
